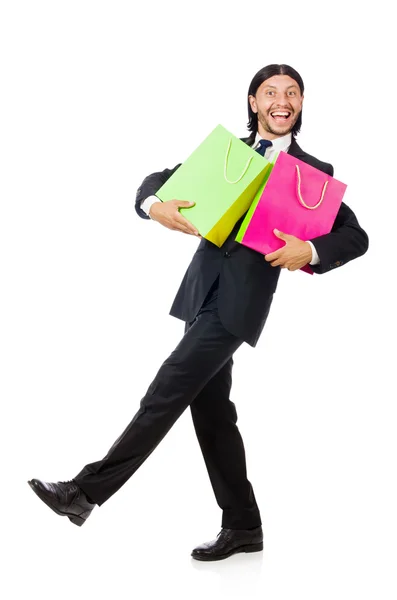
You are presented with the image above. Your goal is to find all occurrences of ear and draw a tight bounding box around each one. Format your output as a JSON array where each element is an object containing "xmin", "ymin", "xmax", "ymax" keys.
[{"xmin": 248, "ymin": 94, "xmax": 257, "ymax": 114}]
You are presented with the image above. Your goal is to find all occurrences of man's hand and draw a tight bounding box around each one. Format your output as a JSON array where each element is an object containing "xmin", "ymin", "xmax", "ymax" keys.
[
  {"xmin": 150, "ymin": 200, "xmax": 200, "ymax": 236},
  {"xmin": 264, "ymin": 229, "xmax": 312, "ymax": 271}
]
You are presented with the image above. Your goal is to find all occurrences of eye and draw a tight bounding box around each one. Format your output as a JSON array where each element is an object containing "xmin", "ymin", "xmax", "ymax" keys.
[
  {"xmin": 266, "ymin": 91, "xmax": 275, "ymax": 96},
  {"xmin": 288, "ymin": 91, "xmax": 296, "ymax": 96}
]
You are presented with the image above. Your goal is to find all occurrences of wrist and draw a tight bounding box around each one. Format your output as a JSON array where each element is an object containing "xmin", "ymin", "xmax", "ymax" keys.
[
  {"xmin": 149, "ymin": 201, "xmax": 162, "ymax": 220},
  {"xmin": 304, "ymin": 241, "xmax": 313, "ymax": 262}
]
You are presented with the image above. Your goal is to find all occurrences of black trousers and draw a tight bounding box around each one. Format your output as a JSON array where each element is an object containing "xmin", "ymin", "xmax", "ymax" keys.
[{"xmin": 74, "ymin": 278, "xmax": 261, "ymax": 529}]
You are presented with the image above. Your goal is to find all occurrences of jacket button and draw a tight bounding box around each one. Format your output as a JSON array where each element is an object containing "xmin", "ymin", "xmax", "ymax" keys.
[{"xmin": 224, "ymin": 251, "xmax": 231, "ymax": 258}]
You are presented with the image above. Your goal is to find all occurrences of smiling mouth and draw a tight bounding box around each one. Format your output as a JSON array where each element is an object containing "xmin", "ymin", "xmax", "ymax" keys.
[{"xmin": 270, "ymin": 111, "xmax": 292, "ymax": 123}]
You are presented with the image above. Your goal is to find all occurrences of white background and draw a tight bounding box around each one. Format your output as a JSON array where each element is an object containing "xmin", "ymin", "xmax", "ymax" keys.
[{"xmin": 1, "ymin": 1, "xmax": 396, "ymax": 599}]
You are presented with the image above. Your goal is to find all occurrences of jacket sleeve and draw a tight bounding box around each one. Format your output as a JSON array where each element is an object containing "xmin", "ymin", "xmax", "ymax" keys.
[
  {"xmin": 309, "ymin": 164, "xmax": 369, "ymax": 274},
  {"xmin": 135, "ymin": 164, "xmax": 182, "ymax": 220}
]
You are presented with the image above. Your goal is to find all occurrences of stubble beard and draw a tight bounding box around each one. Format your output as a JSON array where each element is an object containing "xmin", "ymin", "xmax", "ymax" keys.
[{"xmin": 257, "ymin": 108, "xmax": 300, "ymax": 137}]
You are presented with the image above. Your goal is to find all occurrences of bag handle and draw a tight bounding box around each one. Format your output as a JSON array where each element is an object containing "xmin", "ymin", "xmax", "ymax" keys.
[
  {"xmin": 296, "ymin": 165, "xmax": 328, "ymax": 210},
  {"xmin": 224, "ymin": 139, "xmax": 253, "ymax": 184}
]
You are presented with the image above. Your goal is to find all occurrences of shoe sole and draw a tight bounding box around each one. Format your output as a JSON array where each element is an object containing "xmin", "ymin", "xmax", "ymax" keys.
[
  {"xmin": 27, "ymin": 481, "xmax": 86, "ymax": 527},
  {"xmin": 191, "ymin": 541, "xmax": 263, "ymax": 561}
]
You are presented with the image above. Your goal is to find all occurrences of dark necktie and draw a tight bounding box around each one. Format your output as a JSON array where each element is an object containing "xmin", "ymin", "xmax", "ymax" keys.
[{"xmin": 255, "ymin": 139, "xmax": 273, "ymax": 156}]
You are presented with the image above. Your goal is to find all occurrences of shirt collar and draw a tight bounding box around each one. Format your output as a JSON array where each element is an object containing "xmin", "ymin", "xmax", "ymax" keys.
[{"xmin": 253, "ymin": 131, "xmax": 292, "ymax": 153}]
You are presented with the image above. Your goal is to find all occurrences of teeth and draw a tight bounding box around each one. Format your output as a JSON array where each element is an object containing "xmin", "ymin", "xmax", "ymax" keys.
[{"xmin": 271, "ymin": 112, "xmax": 290, "ymax": 117}]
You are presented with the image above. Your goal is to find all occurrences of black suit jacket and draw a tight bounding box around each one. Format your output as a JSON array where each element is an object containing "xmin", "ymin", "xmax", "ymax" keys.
[{"xmin": 135, "ymin": 137, "xmax": 369, "ymax": 347}]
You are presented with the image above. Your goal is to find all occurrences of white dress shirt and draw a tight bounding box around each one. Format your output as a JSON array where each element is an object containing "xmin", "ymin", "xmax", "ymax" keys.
[{"xmin": 140, "ymin": 131, "xmax": 320, "ymax": 265}]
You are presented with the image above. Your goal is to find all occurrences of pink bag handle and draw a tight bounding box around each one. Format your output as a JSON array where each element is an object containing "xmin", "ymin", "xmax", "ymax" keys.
[
  {"xmin": 296, "ymin": 165, "xmax": 328, "ymax": 210},
  {"xmin": 224, "ymin": 139, "xmax": 253, "ymax": 184}
]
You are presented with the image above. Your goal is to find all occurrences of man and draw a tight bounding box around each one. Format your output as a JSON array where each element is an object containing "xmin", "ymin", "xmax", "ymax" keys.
[{"xmin": 28, "ymin": 64, "xmax": 368, "ymax": 561}]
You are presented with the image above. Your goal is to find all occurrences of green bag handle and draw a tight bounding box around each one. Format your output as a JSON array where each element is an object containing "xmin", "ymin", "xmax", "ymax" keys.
[
  {"xmin": 296, "ymin": 165, "xmax": 328, "ymax": 210},
  {"xmin": 224, "ymin": 139, "xmax": 254, "ymax": 184}
]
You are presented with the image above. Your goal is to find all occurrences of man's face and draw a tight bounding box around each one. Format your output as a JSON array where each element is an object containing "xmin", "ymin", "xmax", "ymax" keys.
[{"xmin": 248, "ymin": 75, "xmax": 304, "ymax": 138}]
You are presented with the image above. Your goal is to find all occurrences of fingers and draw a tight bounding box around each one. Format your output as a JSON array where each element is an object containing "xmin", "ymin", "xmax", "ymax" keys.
[
  {"xmin": 273, "ymin": 228, "xmax": 286, "ymax": 240},
  {"xmin": 265, "ymin": 251, "xmax": 287, "ymax": 268},
  {"xmin": 166, "ymin": 200, "xmax": 200, "ymax": 236},
  {"xmin": 273, "ymin": 228, "xmax": 294, "ymax": 241},
  {"xmin": 269, "ymin": 259, "xmax": 284, "ymax": 267},
  {"xmin": 264, "ymin": 249, "xmax": 282, "ymax": 262},
  {"xmin": 271, "ymin": 261, "xmax": 298, "ymax": 270},
  {"xmin": 174, "ymin": 213, "xmax": 199, "ymax": 235},
  {"xmin": 175, "ymin": 225, "xmax": 197, "ymax": 235},
  {"xmin": 171, "ymin": 221, "xmax": 198, "ymax": 236},
  {"xmin": 175, "ymin": 200, "xmax": 195, "ymax": 208}
]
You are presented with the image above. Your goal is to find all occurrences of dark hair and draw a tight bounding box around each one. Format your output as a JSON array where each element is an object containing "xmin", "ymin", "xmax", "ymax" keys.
[{"xmin": 245, "ymin": 64, "xmax": 304, "ymax": 144}]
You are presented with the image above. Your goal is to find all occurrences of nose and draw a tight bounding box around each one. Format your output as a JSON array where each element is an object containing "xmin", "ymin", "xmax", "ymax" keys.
[{"xmin": 273, "ymin": 91, "xmax": 292, "ymax": 106}]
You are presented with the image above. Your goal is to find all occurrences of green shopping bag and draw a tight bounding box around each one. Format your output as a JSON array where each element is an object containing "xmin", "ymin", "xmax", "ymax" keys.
[{"xmin": 156, "ymin": 124, "xmax": 271, "ymax": 247}]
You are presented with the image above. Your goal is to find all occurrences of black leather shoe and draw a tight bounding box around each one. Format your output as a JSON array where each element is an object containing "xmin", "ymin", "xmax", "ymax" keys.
[
  {"xmin": 191, "ymin": 526, "xmax": 263, "ymax": 561},
  {"xmin": 28, "ymin": 479, "xmax": 95, "ymax": 527}
]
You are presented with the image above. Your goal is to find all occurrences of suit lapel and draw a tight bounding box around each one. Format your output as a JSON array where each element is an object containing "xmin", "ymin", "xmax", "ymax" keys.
[{"xmin": 287, "ymin": 138, "xmax": 306, "ymax": 159}]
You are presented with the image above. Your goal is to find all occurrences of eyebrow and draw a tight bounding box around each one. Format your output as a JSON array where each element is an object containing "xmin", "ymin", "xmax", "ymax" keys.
[{"xmin": 264, "ymin": 84, "xmax": 299, "ymax": 90}]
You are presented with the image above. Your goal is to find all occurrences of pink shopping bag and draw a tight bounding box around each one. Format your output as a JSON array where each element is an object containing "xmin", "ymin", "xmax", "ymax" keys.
[{"xmin": 235, "ymin": 151, "xmax": 347, "ymax": 274}]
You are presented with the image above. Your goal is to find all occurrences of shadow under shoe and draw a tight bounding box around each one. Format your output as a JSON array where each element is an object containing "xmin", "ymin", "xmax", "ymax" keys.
[
  {"xmin": 28, "ymin": 479, "xmax": 95, "ymax": 526},
  {"xmin": 191, "ymin": 526, "xmax": 263, "ymax": 561}
]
